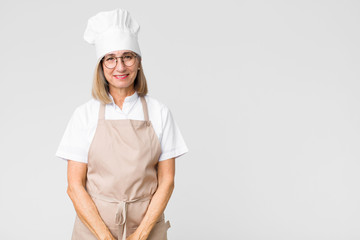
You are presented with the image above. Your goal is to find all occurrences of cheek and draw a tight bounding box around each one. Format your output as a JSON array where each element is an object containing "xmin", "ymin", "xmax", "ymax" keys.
[{"xmin": 103, "ymin": 69, "xmax": 113, "ymax": 80}]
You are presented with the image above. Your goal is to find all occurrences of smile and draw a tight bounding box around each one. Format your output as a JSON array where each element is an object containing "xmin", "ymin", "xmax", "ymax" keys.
[{"xmin": 114, "ymin": 74, "xmax": 129, "ymax": 80}]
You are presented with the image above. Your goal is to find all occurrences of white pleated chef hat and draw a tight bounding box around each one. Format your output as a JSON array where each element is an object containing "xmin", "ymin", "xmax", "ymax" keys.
[{"xmin": 84, "ymin": 8, "xmax": 141, "ymax": 62}]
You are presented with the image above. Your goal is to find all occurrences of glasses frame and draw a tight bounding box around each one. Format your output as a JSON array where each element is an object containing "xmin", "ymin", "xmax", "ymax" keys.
[{"xmin": 102, "ymin": 53, "xmax": 138, "ymax": 69}]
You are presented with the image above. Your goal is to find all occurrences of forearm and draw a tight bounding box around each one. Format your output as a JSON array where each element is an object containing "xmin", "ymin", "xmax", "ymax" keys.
[
  {"xmin": 67, "ymin": 185, "xmax": 114, "ymax": 240},
  {"xmin": 136, "ymin": 181, "xmax": 174, "ymax": 240}
]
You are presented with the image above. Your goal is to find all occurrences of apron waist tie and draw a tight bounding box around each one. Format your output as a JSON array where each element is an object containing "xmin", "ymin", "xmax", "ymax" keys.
[{"xmin": 89, "ymin": 193, "xmax": 152, "ymax": 240}]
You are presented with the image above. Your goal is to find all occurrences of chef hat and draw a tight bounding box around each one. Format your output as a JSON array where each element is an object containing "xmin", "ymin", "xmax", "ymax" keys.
[{"xmin": 84, "ymin": 8, "xmax": 141, "ymax": 61}]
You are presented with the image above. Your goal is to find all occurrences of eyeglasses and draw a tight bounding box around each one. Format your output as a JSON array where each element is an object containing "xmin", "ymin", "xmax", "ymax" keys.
[{"xmin": 102, "ymin": 53, "xmax": 138, "ymax": 69}]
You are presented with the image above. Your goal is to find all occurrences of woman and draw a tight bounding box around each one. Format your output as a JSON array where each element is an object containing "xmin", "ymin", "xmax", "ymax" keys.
[{"xmin": 56, "ymin": 8, "xmax": 188, "ymax": 240}]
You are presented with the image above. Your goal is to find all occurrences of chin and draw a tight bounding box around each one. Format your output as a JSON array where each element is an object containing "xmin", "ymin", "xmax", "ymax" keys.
[{"xmin": 110, "ymin": 83, "xmax": 134, "ymax": 89}]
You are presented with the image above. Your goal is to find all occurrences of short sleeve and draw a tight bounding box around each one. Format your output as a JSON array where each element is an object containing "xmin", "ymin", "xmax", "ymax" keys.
[
  {"xmin": 55, "ymin": 107, "xmax": 90, "ymax": 163},
  {"xmin": 158, "ymin": 106, "xmax": 189, "ymax": 161}
]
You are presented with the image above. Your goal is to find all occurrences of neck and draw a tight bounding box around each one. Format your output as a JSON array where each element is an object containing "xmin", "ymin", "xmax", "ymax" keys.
[{"xmin": 109, "ymin": 86, "xmax": 135, "ymax": 110}]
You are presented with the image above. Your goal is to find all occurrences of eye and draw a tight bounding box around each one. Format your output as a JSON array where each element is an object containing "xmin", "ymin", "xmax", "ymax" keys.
[
  {"xmin": 106, "ymin": 57, "xmax": 115, "ymax": 61},
  {"xmin": 123, "ymin": 55, "xmax": 133, "ymax": 60}
]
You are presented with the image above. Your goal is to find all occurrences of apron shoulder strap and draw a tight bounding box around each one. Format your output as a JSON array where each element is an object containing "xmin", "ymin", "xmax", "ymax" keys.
[
  {"xmin": 99, "ymin": 102, "xmax": 105, "ymax": 120},
  {"xmin": 140, "ymin": 96, "xmax": 150, "ymax": 124}
]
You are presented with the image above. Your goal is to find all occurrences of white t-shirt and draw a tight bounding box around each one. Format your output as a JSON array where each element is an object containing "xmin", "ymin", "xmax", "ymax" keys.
[{"xmin": 55, "ymin": 91, "xmax": 189, "ymax": 163}]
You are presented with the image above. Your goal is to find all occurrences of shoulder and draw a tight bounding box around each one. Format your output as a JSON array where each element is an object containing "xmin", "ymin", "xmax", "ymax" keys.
[
  {"xmin": 71, "ymin": 98, "xmax": 100, "ymax": 127},
  {"xmin": 144, "ymin": 94, "xmax": 170, "ymax": 115},
  {"xmin": 143, "ymin": 94, "xmax": 176, "ymax": 131},
  {"xmin": 76, "ymin": 98, "xmax": 100, "ymax": 113}
]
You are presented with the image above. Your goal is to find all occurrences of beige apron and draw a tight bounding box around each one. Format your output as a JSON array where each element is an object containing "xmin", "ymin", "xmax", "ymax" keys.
[{"xmin": 71, "ymin": 96, "xmax": 171, "ymax": 240}]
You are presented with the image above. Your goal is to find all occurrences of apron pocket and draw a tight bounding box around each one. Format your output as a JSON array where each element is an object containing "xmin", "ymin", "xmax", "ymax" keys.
[
  {"xmin": 130, "ymin": 213, "xmax": 165, "ymax": 230},
  {"xmin": 147, "ymin": 217, "xmax": 171, "ymax": 240},
  {"xmin": 71, "ymin": 215, "xmax": 98, "ymax": 240}
]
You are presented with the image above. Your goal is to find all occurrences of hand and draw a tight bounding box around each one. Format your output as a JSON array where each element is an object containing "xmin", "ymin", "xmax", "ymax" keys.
[
  {"xmin": 102, "ymin": 236, "xmax": 116, "ymax": 240},
  {"xmin": 100, "ymin": 232, "xmax": 116, "ymax": 240},
  {"xmin": 126, "ymin": 232, "xmax": 139, "ymax": 240},
  {"xmin": 126, "ymin": 231, "xmax": 143, "ymax": 240}
]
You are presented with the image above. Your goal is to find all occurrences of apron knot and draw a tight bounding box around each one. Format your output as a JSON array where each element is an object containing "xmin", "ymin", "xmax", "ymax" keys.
[
  {"xmin": 115, "ymin": 201, "xmax": 128, "ymax": 240},
  {"xmin": 115, "ymin": 201, "xmax": 127, "ymax": 226},
  {"xmin": 90, "ymin": 193, "xmax": 153, "ymax": 240}
]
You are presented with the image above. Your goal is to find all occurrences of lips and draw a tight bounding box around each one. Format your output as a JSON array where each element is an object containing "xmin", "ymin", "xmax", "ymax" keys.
[{"xmin": 114, "ymin": 74, "xmax": 129, "ymax": 80}]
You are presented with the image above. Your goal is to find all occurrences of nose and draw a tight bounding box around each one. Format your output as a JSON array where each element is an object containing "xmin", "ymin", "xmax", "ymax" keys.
[{"xmin": 115, "ymin": 58, "xmax": 127, "ymax": 72}]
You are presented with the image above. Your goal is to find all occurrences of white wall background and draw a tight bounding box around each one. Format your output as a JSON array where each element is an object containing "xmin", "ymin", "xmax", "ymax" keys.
[{"xmin": 0, "ymin": 0, "xmax": 359, "ymax": 239}]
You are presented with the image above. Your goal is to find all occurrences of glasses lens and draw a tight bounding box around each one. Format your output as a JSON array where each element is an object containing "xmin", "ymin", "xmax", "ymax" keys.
[
  {"xmin": 123, "ymin": 54, "xmax": 136, "ymax": 67},
  {"xmin": 104, "ymin": 57, "xmax": 116, "ymax": 69}
]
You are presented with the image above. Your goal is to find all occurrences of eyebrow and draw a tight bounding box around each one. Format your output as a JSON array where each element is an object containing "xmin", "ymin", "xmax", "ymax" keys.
[{"xmin": 105, "ymin": 52, "xmax": 133, "ymax": 57}]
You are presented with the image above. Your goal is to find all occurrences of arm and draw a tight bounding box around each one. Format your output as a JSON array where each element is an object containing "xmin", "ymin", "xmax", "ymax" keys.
[
  {"xmin": 128, "ymin": 158, "xmax": 175, "ymax": 240},
  {"xmin": 67, "ymin": 160, "xmax": 116, "ymax": 240}
]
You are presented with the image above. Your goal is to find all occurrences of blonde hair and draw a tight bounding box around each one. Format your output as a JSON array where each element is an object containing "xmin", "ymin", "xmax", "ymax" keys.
[{"xmin": 91, "ymin": 56, "xmax": 148, "ymax": 104}]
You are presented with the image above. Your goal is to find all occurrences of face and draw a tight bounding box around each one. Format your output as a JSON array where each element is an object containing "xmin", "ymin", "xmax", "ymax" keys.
[{"xmin": 101, "ymin": 50, "xmax": 140, "ymax": 91}]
